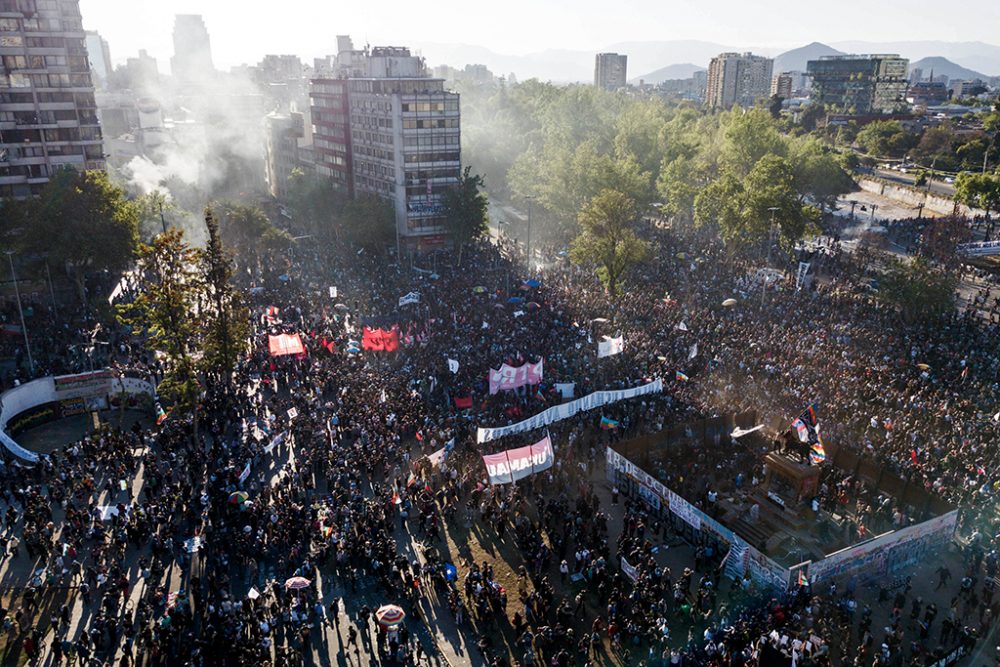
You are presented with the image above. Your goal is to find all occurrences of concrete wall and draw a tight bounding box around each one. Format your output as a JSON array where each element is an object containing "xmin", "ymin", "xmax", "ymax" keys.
[{"xmin": 857, "ymin": 178, "xmax": 985, "ymax": 217}]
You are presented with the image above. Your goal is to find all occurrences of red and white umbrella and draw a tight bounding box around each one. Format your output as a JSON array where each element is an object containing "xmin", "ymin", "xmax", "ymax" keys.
[
  {"xmin": 284, "ymin": 576, "xmax": 311, "ymax": 590},
  {"xmin": 375, "ymin": 604, "xmax": 406, "ymax": 627}
]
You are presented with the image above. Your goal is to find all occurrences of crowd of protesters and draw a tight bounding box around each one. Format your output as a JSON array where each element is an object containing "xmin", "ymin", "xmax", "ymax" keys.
[{"xmin": 0, "ymin": 210, "xmax": 996, "ymax": 667}]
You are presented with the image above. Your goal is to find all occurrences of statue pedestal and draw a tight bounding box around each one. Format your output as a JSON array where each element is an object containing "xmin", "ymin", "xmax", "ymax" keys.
[{"xmin": 763, "ymin": 452, "xmax": 820, "ymax": 506}]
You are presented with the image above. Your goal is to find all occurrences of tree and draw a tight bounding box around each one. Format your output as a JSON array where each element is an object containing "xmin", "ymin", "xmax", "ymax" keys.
[
  {"xmin": 855, "ymin": 120, "xmax": 912, "ymax": 158},
  {"xmin": 719, "ymin": 108, "xmax": 786, "ymax": 178},
  {"xmin": 117, "ymin": 229, "xmax": 202, "ymax": 430},
  {"xmin": 199, "ymin": 208, "xmax": 250, "ymax": 386},
  {"xmin": 23, "ymin": 168, "xmax": 139, "ymax": 305},
  {"xmin": 787, "ymin": 136, "xmax": 855, "ymax": 211},
  {"xmin": 768, "ymin": 94, "xmax": 785, "ymax": 119},
  {"xmin": 285, "ymin": 168, "xmax": 344, "ymax": 241},
  {"xmin": 695, "ymin": 156, "xmax": 821, "ymax": 246},
  {"xmin": 441, "ymin": 167, "xmax": 490, "ymax": 265},
  {"xmin": 954, "ymin": 172, "xmax": 1000, "ymax": 219},
  {"xmin": 216, "ymin": 203, "xmax": 293, "ymax": 264},
  {"xmin": 570, "ymin": 189, "xmax": 650, "ymax": 297},
  {"xmin": 342, "ymin": 194, "xmax": 395, "ymax": 250},
  {"xmin": 134, "ymin": 190, "xmax": 174, "ymax": 241},
  {"xmin": 878, "ymin": 256, "xmax": 957, "ymax": 322},
  {"xmin": 656, "ymin": 155, "xmax": 702, "ymax": 223}
]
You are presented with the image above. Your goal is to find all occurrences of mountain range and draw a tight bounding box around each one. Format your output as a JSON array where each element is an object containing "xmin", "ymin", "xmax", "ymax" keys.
[
  {"xmin": 908, "ymin": 56, "xmax": 988, "ymax": 81},
  {"xmin": 629, "ymin": 63, "xmax": 705, "ymax": 85},
  {"xmin": 411, "ymin": 39, "xmax": 1000, "ymax": 84}
]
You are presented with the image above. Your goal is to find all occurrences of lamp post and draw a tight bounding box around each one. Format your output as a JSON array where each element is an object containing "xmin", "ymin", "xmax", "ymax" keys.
[{"xmin": 6, "ymin": 251, "xmax": 34, "ymax": 376}]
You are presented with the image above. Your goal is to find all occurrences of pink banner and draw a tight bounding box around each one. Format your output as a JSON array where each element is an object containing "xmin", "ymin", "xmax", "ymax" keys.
[
  {"xmin": 482, "ymin": 435, "xmax": 554, "ymax": 485},
  {"xmin": 488, "ymin": 359, "xmax": 544, "ymax": 395}
]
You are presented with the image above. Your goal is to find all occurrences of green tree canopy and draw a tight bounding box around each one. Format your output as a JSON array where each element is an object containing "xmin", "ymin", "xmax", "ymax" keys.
[
  {"xmin": 570, "ymin": 189, "xmax": 650, "ymax": 297},
  {"xmin": 954, "ymin": 171, "xmax": 1000, "ymax": 218},
  {"xmin": 441, "ymin": 167, "xmax": 490, "ymax": 265},
  {"xmin": 878, "ymin": 256, "xmax": 957, "ymax": 322}
]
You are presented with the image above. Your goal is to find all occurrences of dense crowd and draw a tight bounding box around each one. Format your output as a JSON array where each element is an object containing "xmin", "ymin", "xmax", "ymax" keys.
[{"xmin": 0, "ymin": 213, "xmax": 997, "ymax": 667}]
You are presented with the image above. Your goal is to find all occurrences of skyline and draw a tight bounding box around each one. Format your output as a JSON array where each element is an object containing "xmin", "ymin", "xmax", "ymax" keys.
[{"xmin": 81, "ymin": 0, "xmax": 1000, "ymax": 71}]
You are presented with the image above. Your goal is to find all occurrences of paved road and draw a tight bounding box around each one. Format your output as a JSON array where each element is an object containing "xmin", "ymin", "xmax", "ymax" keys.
[{"xmin": 862, "ymin": 167, "xmax": 956, "ymax": 197}]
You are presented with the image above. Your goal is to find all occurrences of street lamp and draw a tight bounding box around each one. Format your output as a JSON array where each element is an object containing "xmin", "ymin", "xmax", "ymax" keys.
[{"xmin": 5, "ymin": 251, "xmax": 34, "ymax": 376}]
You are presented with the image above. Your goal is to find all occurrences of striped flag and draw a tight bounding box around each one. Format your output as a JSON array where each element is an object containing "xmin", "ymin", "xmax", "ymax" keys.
[
  {"xmin": 600, "ymin": 416, "xmax": 620, "ymax": 430},
  {"xmin": 675, "ymin": 371, "xmax": 689, "ymax": 382}
]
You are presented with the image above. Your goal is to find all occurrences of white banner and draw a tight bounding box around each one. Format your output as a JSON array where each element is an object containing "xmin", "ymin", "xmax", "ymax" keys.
[
  {"xmin": 482, "ymin": 435, "xmax": 554, "ymax": 484},
  {"xmin": 621, "ymin": 557, "xmax": 639, "ymax": 583},
  {"xmin": 796, "ymin": 262, "xmax": 810, "ymax": 291},
  {"xmin": 597, "ymin": 335, "xmax": 624, "ymax": 358},
  {"xmin": 329, "ymin": 286, "xmax": 337, "ymax": 298},
  {"xmin": 477, "ymin": 379, "xmax": 663, "ymax": 443},
  {"xmin": 399, "ymin": 291, "xmax": 421, "ymax": 307},
  {"xmin": 688, "ymin": 343, "xmax": 698, "ymax": 360},
  {"xmin": 239, "ymin": 462, "xmax": 251, "ymax": 484},
  {"xmin": 554, "ymin": 382, "xmax": 575, "ymax": 399}
]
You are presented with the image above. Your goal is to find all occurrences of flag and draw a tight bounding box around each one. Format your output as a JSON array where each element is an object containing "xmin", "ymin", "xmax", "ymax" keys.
[
  {"xmin": 961, "ymin": 366, "xmax": 970, "ymax": 379},
  {"xmin": 239, "ymin": 462, "xmax": 251, "ymax": 484},
  {"xmin": 447, "ymin": 358, "xmax": 459, "ymax": 374},
  {"xmin": 600, "ymin": 416, "xmax": 620, "ymax": 430},
  {"xmin": 399, "ymin": 291, "xmax": 421, "ymax": 307},
  {"xmin": 415, "ymin": 430, "xmax": 423, "ymax": 442},
  {"xmin": 454, "ymin": 396, "xmax": 473, "ymax": 409},
  {"xmin": 688, "ymin": 343, "xmax": 698, "ymax": 360},
  {"xmin": 534, "ymin": 388, "xmax": 547, "ymax": 402},
  {"xmin": 675, "ymin": 321, "xmax": 688, "ymax": 332},
  {"xmin": 910, "ymin": 449, "xmax": 918, "ymax": 465},
  {"xmin": 792, "ymin": 418, "xmax": 809, "ymax": 442},
  {"xmin": 597, "ymin": 335, "xmax": 624, "ymax": 358},
  {"xmin": 675, "ymin": 371, "xmax": 689, "ymax": 382},
  {"xmin": 809, "ymin": 442, "xmax": 826, "ymax": 465},
  {"xmin": 155, "ymin": 403, "xmax": 169, "ymax": 426},
  {"xmin": 797, "ymin": 570, "xmax": 808, "ymax": 587}
]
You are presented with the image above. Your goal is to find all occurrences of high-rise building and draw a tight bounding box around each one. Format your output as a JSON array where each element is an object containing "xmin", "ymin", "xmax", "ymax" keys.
[
  {"xmin": 706, "ymin": 52, "xmax": 773, "ymax": 109},
  {"xmin": 770, "ymin": 73, "xmax": 793, "ymax": 99},
  {"xmin": 264, "ymin": 111, "xmax": 305, "ymax": 199},
  {"xmin": 806, "ymin": 55, "xmax": 909, "ymax": 114},
  {"xmin": 170, "ymin": 14, "xmax": 214, "ymax": 83},
  {"xmin": 125, "ymin": 49, "xmax": 159, "ymax": 93},
  {"xmin": 84, "ymin": 30, "xmax": 112, "ymax": 89},
  {"xmin": 0, "ymin": 0, "xmax": 104, "ymax": 199},
  {"xmin": 594, "ymin": 53, "xmax": 627, "ymax": 91},
  {"xmin": 309, "ymin": 44, "xmax": 461, "ymax": 249}
]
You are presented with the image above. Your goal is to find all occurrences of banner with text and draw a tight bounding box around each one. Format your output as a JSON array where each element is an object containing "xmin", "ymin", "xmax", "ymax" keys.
[
  {"xmin": 477, "ymin": 379, "xmax": 663, "ymax": 443},
  {"xmin": 488, "ymin": 359, "xmax": 544, "ymax": 395},
  {"xmin": 482, "ymin": 434, "xmax": 554, "ymax": 484}
]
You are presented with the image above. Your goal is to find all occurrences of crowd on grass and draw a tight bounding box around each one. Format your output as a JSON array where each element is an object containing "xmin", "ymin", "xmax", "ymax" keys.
[{"xmin": 0, "ymin": 214, "xmax": 998, "ymax": 666}]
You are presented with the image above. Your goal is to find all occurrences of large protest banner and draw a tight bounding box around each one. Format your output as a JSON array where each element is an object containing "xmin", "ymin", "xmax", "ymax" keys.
[
  {"xmin": 482, "ymin": 434, "xmax": 554, "ymax": 484},
  {"xmin": 477, "ymin": 379, "xmax": 663, "ymax": 443},
  {"xmin": 488, "ymin": 359, "xmax": 544, "ymax": 395},
  {"xmin": 597, "ymin": 335, "xmax": 624, "ymax": 358},
  {"xmin": 362, "ymin": 327, "xmax": 400, "ymax": 352},
  {"xmin": 268, "ymin": 334, "xmax": 305, "ymax": 357}
]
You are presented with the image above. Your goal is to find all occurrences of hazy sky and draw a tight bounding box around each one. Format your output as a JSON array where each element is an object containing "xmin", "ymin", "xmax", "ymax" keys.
[{"xmin": 81, "ymin": 0, "xmax": 999, "ymax": 69}]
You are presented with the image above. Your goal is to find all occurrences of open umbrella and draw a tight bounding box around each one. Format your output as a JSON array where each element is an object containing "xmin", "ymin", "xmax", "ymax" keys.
[
  {"xmin": 507, "ymin": 296, "xmax": 525, "ymax": 304},
  {"xmin": 916, "ymin": 363, "xmax": 931, "ymax": 370},
  {"xmin": 334, "ymin": 303, "xmax": 349, "ymax": 312},
  {"xmin": 722, "ymin": 298, "xmax": 738, "ymax": 307},
  {"xmin": 522, "ymin": 278, "xmax": 542, "ymax": 288},
  {"xmin": 229, "ymin": 491, "xmax": 248, "ymax": 506},
  {"xmin": 526, "ymin": 302, "xmax": 541, "ymax": 311},
  {"xmin": 472, "ymin": 286, "xmax": 487, "ymax": 294},
  {"xmin": 375, "ymin": 604, "xmax": 406, "ymax": 628},
  {"xmin": 284, "ymin": 576, "xmax": 311, "ymax": 590}
]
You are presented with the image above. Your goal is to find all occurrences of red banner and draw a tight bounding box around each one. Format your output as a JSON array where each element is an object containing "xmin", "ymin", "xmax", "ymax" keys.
[
  {"xmin": 268, "ymin": 333, "xmax": 305, "ymax": 357},
  {"xmin": 362, "ymin": 326, "xmax": 400, "ymax": 352},
  {"xmin": 454, "ymin": 396, "xmax": 473, "ymax": 409}
]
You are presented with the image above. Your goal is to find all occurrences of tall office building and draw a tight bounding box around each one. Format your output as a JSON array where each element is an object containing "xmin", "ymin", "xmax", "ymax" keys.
[
  {"xmin": 170, "ymin": 14, "xmax": 214, "ymax": 83},
  {"xmin": 706, "ymin": 52, "xmax": 773, "ymax": 109},
  {"xmin": 806, "ymin": 55, "xmax": 909, "ymax": 114},
  {"xmin": 0, "ymin": 0, "xmax": 104, "ymax": 200},
  {"xmin": 310, "ymin": 44, "xmax": 461, "ymax": 250},
  {"xmin": 770, "ymin": 73, "xmax": 793, "ymax": 99},
  {"xmin": 594, "ymin": 53, "xmax": 627, "ymax": 91},
  {"xmin": 84, "ymin": 30, "xmax": 111, "ymax": 89}
]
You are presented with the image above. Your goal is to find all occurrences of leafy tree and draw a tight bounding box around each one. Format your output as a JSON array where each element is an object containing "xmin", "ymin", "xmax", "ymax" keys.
[
  {"xmin": 285, "ymin": 168, "xmax": 344, "ymax": 241},
  {"xmin": 656, "ymin": 155, "xmax": 702, "ymax": 222},
  {"xmin": 134, "ymin": 190, "xmax": 174, "ymax": 241},
  {"xmin": 695, "ymin": 155, "xmax": 821, "ymax": 246},
  {"xmin": 878, "ymin": 256, "xmax": 957, "ymax": 322},
  {"xmin": 954, "ymin": 172, "xmax": 1000, "ymax": 219},
  {"xmin": 117, "ymin": 229, "xmax": 203, "ymax": 431},
  {"xmin": 719, "ymin": 109, "xmax": 786, "ymax": 178},
  {"xmin": 570, "ymin": 189, "xmax": 650, "ymax": 297},
  {"xmin": 798, "ymin": 103, "xmax": 826, "ymax": 133},
  {"xmin": 441, "ymin": 167, "xmax": 490, "ymax": 265},
  {"xmin": 22, "ymin": 168, "xmax": 139, "ymax": 305},
  {"xmin": 768, "ymin": 94, "xmax": 784, "ymax": 119},
  {"xmin": 787, "ymin": 136, "xmax": 855, "ymax": 210},
  {"xmin": 199, "ymin": 208, "xmax": 250, "ymax": 385},
  {"xmin": 342, "ymin": 194, "xmax": 395, "ymax": 250},
  {"xmin": 855, "ymin": 120, "xmax": 912, "ymax": 158},
  {"xmin": 216, "ymin": 203, "xmax": 293, "ymax": 264}
]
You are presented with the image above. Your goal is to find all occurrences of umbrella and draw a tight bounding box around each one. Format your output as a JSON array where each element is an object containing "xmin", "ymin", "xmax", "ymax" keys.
[
  {"xmin": 334, "ymin": 303, "xmax": 349, "ymax": 311},
  {"xmin": 229, "ymin": 491, "xmax": 248, "ymax": 505},
  {"xmin": 346, "ymin": 346, "xmax": 361, "ymax": 354},
  {"xmin": 375, "ymin": 604, "xmax": 406, "ymax": 627},
  {"xmin": 472, "ymin": 286, "xmax": 487, "ymax": 294},
  {"xmin": 522, "ymin": 279, "xmax": 542, "ymax": 288},
  {"xmin": 507, "ymin": 296, "xmax": 525, "ymax": 304},
  {"xmin": 284, "ymin": 576, "xmax": 311, "ymax": 590},
  {"xmin": 590, "ymin": 317, "xmax": 609, "ymax": 323},
  {"xmin": 526, "ymin": 302, "xmax": 541, "ymax": 311},
  {"xmin": 916, "ymin": 363, "xmax": 930, "ymax": 370},
  {"xmin": 722, "ymin": 298, "xmax": 738, "ymax": 307}
]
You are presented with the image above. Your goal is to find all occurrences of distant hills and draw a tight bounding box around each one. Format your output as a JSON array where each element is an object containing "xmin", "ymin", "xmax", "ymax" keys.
[
  {"xmin": 629, "ymin": 63, "xmax": 705, "ymax": 85},
  {"xmin": 411, "ymin": 39, "xmax": 1000, "ymax": 84},
  {"xmin": 909, "ymin": 56, "xmax": 988, "ymax": 81},
  {"xmin": 773, "ymin": 42, "xmax": 844, "ymax": 73}
]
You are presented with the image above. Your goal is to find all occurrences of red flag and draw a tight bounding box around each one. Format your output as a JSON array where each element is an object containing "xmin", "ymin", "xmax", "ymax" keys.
[
  {"xmin": 383, "ymin": 326, "xmax": 400, "ymax": 352},
  {"xmin": 454, "ymin": 396, "xmax": 473, "ymax": 409},
  {"xmin": 362, "ymin": 327, "xmax": 384, "ymax": 351},
  {"xmin": 910, "ymin": 449, "xmax": 918, "ymax": 465}
]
